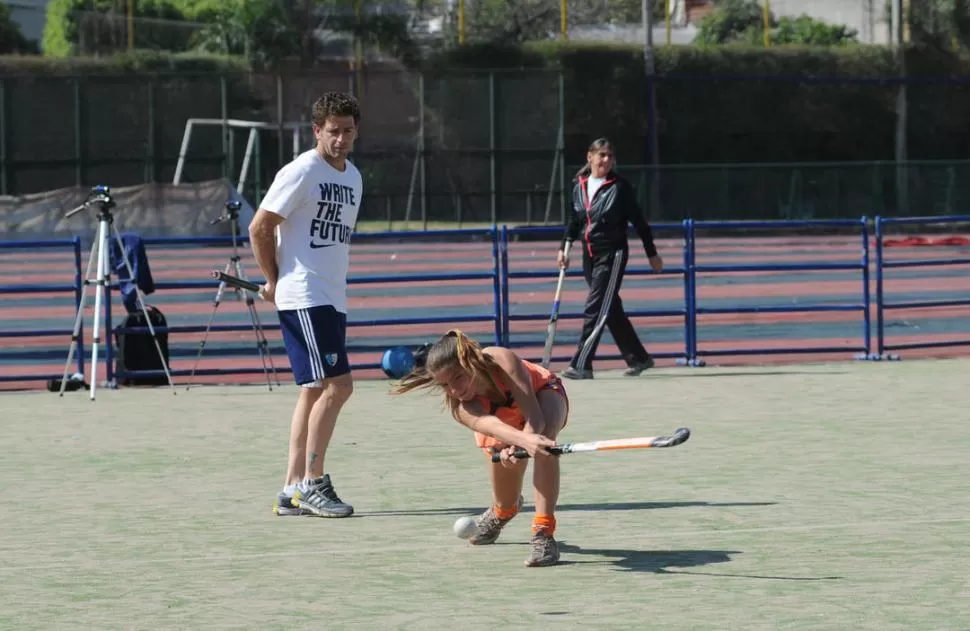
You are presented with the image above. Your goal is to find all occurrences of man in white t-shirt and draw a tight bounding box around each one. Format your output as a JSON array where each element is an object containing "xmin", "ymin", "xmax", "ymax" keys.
[{"xmin": 248, "ymin": 92, "xmax": 362, "ymax": 518}]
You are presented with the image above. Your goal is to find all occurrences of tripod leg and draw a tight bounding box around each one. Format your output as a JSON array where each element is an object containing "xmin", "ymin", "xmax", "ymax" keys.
[
  {"xmin": 186, "ymin": 259, "xmax": 233, "ymax": 390},
  {"xmin": 89, "ymin": 220, "xmax": 110, "ymax": 401},
  {"xmin": 110, "ymin": 226, "xmax": 177, "ymax": 391},
  {"xmin": 246, "ymin": 300, "xmax": 273, "ymax": 390},
  {"xmin": 235, "ymin": 260, "xmax": 278, "ymax": 390},
  {"xmin": 59, "ymin": 231, "xmax": 100, "ymax": 396},
  {"xmin": 253, "ymin": 305, "xmax": 280, "ymax": 386}
]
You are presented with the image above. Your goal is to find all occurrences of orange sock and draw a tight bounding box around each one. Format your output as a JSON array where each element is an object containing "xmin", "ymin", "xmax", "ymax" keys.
[
  {"xmin": 532, "ymin": 513, "xmax": 556, "ymax": 536},
  {"xmin": 494, "ymin": 505, "xmax": 518, "ymax": 521}
]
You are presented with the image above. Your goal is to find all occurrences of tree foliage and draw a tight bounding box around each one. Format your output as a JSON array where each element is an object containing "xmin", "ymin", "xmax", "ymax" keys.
[
  {"xmin": 907, "ymin": 0, "xmax": 970, "ymax": 51},
  {"xmin": 43, "ymin": 0, "xmax": 199, "ymax": 57},
  {"xmin": 187, "ymin": 0, "xmax": 300, "ymax": 64},
  {"xmin": 42, "ymin": 0, "xmax": 419, "ymax": 66},
  {"xmin": 697, "ymin": 0, "xmax": 858, "ymax": 47},
  {"xmin": 774, "ymin": 15, "xmax": 858, "ymax": 46},
  {"xmin": 696, "ymin": 0, "xmax": 764, "ymax": 45}
]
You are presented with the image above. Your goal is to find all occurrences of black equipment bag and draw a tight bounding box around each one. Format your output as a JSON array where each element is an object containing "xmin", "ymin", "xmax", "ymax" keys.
[
  {"xmin": 413, "ymin": 342, "xmax": 432, "ymax": 369},
  {"xmin": 114, "ymin": 305, "xmax": 170, "ymax": 386}
]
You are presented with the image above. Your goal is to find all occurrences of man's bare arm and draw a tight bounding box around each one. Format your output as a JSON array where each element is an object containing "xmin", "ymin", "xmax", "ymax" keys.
[{"xmin": 248, "ymin": 209, "xmax": 285, "ymax": 287}]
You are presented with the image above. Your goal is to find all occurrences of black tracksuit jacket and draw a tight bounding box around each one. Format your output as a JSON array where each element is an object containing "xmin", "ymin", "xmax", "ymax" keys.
[
  {"xmin": 560, "ymin": 171, "xmax": 657, "ymax": 259},
  {"xmin": 559, "ymin": 171, "xmax": 657, "ymax": 370}
]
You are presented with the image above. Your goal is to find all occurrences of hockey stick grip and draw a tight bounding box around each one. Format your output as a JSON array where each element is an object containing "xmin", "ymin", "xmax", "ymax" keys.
[
  {"xmin": 211, "ymin": 271, "xmax": 260, "ymax": 293},
  {"xmin": 490, "ymin": 447, "xmax": 560, "ymax": 463}
]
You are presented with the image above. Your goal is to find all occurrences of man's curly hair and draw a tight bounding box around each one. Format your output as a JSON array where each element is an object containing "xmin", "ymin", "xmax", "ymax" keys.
[{"xmin": 312, "ymin": 92, "xmax": 361, "ymax": 127}]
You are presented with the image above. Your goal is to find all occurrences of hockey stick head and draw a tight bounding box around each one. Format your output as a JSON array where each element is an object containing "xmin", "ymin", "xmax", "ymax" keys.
[{"xmin": 651, "ymin": 427, "xmax": 691, "ymax": 448}]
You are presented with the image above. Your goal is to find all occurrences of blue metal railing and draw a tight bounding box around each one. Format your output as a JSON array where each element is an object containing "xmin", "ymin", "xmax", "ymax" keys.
[{"xmin": 4, "ymin": 215, "xmax": 970, "ymax": 386}]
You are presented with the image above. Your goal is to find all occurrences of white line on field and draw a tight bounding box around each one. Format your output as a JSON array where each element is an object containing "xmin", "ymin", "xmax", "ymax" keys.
[{"xmin": 1, "ymin": 515, "xmax": 967, "ymax": 574}]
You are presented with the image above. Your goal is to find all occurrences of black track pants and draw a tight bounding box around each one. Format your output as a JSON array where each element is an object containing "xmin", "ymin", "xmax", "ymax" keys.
[{"xmin": 569, "ymin": 248, "xmax": 650, "ymax": 371}]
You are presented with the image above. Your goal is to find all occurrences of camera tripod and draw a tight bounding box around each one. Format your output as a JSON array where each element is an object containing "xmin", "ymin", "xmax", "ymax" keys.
[
  {"xmin": 59, "ymin": 185, "xmax": 176, "ymax": 401},
  {"xmin": 186, "ymin": 201, "xmax": 280, "ymax": 391}
]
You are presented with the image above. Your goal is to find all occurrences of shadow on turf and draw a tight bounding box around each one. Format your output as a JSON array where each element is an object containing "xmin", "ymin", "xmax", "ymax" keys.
[
  {"xmin": 361, "ymin": 500, "xmax": 776, "ymax": 517},
  {"xmin": 556, "ymin": 544, "xmax": 843, "ymax": 580}
]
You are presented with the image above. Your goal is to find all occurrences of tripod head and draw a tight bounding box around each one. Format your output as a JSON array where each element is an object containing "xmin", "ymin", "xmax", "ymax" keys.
[
  {"xmin": 65, "ymin": 185, "xmax": 117, "ymax": 220},
  {"xmin": 210, "ymin": 200, "xmax": 246, "ymax": 256},
  {"xmin": 209, "ymin": 200, "xmax": 243, "ymax": 225}
]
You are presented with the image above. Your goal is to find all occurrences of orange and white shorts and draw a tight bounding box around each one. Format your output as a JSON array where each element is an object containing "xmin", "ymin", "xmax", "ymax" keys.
[{"xmin": 476, "ymin": 376, "xmax": 569, "ymax": 454}]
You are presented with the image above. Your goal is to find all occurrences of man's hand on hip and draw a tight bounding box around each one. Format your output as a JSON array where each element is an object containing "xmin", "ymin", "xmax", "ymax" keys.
[{"xmin": 258, "ymin": 282, "xmax": 276, "ymax": 304}]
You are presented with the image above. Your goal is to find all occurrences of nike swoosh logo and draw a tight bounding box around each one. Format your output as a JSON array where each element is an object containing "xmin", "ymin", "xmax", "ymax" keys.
[{"xmin": 309, "ymin": 242, "xmax": 337, "ymax": 249}]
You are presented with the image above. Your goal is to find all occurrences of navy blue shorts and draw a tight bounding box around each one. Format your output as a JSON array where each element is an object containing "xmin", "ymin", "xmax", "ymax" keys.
[{"xmin": 278, "ymin": 305, "xmax": 350, "ymax": 386}]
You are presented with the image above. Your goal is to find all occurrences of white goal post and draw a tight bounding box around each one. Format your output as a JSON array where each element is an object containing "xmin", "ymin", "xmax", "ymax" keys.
[
  {"xmin": 173, "ymin": 118, "xmax": 313, "ymax": 192},
  {"xmin": 173, "ymin": 115, "xmax": 565, "ymax": 226}
]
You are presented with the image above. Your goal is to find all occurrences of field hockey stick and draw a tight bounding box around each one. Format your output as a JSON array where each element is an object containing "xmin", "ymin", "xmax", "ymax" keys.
[
  {"xmin": 541, "ymin": 240, "xmax": 572, "ymax": 369},
  {"xmin": 490, "ymin": 427, "xmax": 690, "ymax": 462},
  {"xmin": 211, "ymin": 270, "xmax": 260, "ymax": 293}
]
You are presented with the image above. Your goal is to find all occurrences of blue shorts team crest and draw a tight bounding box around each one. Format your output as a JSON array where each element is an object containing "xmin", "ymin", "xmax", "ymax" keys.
[{"xmin": 278, "ymin": 305, "xmax": 350, "ymax": 385}]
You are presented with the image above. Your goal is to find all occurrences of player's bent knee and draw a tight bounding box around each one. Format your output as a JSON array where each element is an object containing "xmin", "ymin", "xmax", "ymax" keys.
[
  {"xmin": 537, "ymin": 390, "xmax": 568, "ymax": 439},
  {"xmin": 541, "ymin": 424, "xmax": 560, "ymax": 440}
]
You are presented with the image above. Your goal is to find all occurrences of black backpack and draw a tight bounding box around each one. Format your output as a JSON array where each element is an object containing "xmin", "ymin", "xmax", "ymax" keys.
[
  {"xmin": 413, "ymin": 342, "xmax": 432, "ymax": 369},
  {"xmin": 114, "ymin": 305, "xmax": 170, "ymax": 386}
]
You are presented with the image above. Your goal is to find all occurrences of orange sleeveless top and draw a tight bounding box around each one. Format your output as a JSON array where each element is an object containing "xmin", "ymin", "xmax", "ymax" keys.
[{"xmin": 472, "ymin": 359, "xmax": 562, "ymax": 449}]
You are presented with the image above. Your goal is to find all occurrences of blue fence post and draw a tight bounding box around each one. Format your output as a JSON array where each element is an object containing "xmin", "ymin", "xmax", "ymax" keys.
[
  {"xmin": 72, "ymin": 236, "xmax": 84, "ymax": 376},
  {"xmin": 688, "ymin": 219, "xmax": 870, "ymax": 362},
  {"xmin": 859, "ymin": 216, "xmax": 873, "ymax": 360},
  {"xmin": 686, "ymin": 218, "xmax": 703, "ymax": 366},
  {"xmin": 677, "ymin": 218, "xmax": 693, "ymax": 366},
  {"xmin": 869, "ymin": 214, "xmax": 970, "ymax": 358},
  {"xmin": 874, "ymin": 216, "xmax": 886, "ymax": 359},
  {"xmin": 490, "ymin": 226, "xmax": 503, "ymax": 346},
  {"xmin": 500, "ymin": 224, "xmax": 511, "ymax": 347}
]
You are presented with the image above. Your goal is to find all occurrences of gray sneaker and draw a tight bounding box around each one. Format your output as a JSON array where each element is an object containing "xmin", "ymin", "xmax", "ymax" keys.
[
  {"xmin": 623, "ymin": 356, "xmax": 655, "ymax": 377},
  {"xmin": 293, "ymin": 474, "xmax": 354, "ymax": 518},
  {"xmin": 560, "ymin": 366, "xmax": 593, "ymax": 380},
  {"xmin": 525, "ymin": 531, "xmax": 560, "ymax": 567},
  {"xmin": 273, "ymin": 491, "xmax": 312, "ymax": 516},
  {"xmin": 468, "ymin": 506, "xmax": 516, "ymax": 545}
]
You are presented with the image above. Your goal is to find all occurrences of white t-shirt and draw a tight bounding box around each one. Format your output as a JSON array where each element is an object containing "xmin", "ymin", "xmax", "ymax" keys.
[
  {"xmin": 258, "ymin": 149, "xmax": 362, "ymax": 313},
  {"xmin": 586, "ymin": 176, "xmax": 606, "ymax": 201}
]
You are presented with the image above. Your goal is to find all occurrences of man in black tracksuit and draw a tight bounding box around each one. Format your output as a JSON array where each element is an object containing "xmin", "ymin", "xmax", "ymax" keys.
[{"xmin": 558, "ymin": 138, "xmax": 664, "ymax": 380}]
